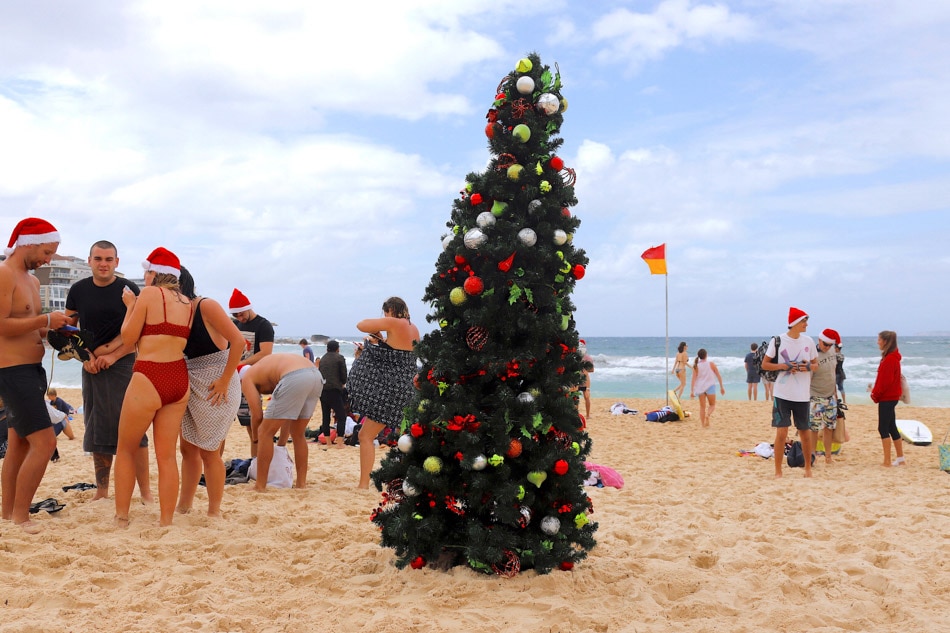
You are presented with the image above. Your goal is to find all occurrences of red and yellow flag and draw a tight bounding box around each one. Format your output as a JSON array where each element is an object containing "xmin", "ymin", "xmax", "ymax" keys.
[{"xmin": 641, "ymin": 244, "xmax": 667, "ymax": 275}]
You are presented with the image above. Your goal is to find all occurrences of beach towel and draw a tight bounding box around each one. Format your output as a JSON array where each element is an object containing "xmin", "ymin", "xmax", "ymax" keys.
[
  {"xmin": 609, "ymin": 402, "xmax": 638, "ymax": 415},
  {"xmin": 583, "ymin": 461, "xmax": 624, "ymax": 489}
]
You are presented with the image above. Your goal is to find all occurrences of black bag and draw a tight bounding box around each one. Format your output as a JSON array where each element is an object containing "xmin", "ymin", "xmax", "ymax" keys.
[
  {"xmin": 786, "ymin": 441, "xmax": 815, "ymax": 468},
  {"xmin": 756, "ymin": 336, "xmax": 781, "ymax": 382}
]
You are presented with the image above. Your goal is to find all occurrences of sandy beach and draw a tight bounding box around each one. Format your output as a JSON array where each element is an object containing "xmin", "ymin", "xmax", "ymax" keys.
[{"xmin": 2, "ymin": 388, "xmax": 949, "ymax": 632}]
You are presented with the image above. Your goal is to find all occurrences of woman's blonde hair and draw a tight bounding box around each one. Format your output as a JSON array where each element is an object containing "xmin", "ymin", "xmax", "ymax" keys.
[{"xmin": 878, "ymin": 330, "xmax": 898, "ymax": 357}]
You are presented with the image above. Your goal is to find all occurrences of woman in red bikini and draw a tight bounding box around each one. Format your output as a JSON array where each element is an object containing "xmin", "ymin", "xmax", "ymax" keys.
[{"xmin": 114, "ymin": 247, "xmax": 193, "ymax": 527}]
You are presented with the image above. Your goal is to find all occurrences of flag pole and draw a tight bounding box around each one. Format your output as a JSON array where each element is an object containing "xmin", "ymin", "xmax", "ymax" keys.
[{"xmin": 665, "ymin": 271, "xmax": 669, "ymax": 406}]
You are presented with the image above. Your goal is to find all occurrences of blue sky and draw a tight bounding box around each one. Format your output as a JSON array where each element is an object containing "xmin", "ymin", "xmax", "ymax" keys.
[{"xmin": 2, "ymin": 1, "xmax": 948, "ymax": 338}]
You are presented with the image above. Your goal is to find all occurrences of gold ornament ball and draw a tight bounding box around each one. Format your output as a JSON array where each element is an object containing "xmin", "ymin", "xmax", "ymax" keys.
[
  {"xmin": 450, "ymin": 287, "xmax": 467, "ymax": 306},
  {"xmin": 507, "ymin": 164, "xmax": 524, "ymax": 181},
  {"xmin": 516, "ymin": 58, "xmax": 533, "ymax": 73}
]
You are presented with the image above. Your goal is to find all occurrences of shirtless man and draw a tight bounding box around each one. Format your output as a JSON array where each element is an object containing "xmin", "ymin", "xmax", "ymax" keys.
[
  {"xmin": 0, "ymin": 218, "xmax": 72, "ymax": 533},
  {"xmin": 240, "ymin": 353, "xmax": 322, "ymax": 491}
]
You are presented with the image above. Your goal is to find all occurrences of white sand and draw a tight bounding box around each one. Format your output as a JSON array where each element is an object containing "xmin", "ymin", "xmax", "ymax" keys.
[{"xmin": 2, "ymin": 390, "xmax": 949, "ymax": 632}]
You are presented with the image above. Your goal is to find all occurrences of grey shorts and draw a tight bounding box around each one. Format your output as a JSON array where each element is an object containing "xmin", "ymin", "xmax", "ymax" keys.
[{"xmin": 264, "ymin": 367, "xmax": 323, "ymax": 421}]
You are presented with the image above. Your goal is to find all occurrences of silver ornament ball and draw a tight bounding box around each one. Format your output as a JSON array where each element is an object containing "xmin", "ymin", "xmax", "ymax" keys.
[
  {"xmin": 463, "ymin": 227, "xmax": 487, "ymax": 249},
  {"xmin": 475, "ymin": 211, "xmax": 496, "ymax": 229},
  {"xmin": 402, "ymin": 479, "xmax": 420, "ymax": 496},
  {"xmin": 516, "ymin": 76, "xmax": 535, "ymax": 95},
  {"xmin": 553, "ymin": 229, "xmax": 568, "ymax": 245},
  {"xmin": 517, "ymin": 391, "xmax": 535, "ymax": 404},
  {"xmin": 397, "ymin": 434, "xmax": 413, "ymax": 453},
  {"xmin": 471, "ymin": 455, "xmax": 488, "ymax": 471},
  {"xmin": 537, "ymin": 93, "xmax": 560, "ymax": 115},
  {"xmin": 517, "ymin": 228, "xmax": 537, "ymax": 247},
  {"xmin": 541, "ymin": 516, "xmax": 561, "ymax": 535}
]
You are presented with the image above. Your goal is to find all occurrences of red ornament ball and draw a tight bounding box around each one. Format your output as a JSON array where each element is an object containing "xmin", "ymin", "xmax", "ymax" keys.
[
  {"xmin": 553, "ymin": 459, "xmax": 569, "ymax": 475},
  {"xmin": 410, "ymin": 423, "xmax": 424, "ymax": 438},
  {"xmin": 410, "ymin": 556, "xmax": 426, "ymax": 569},
  {"xmin": 572, "ymin": 264, "xmax": 586, "ymax": 279},
  {"xmin": 561, "ymin": 207, "xmax": 571, "ymax": 218},
  {"xmin": 559, "ymin": 561, "xmax": 574, "ymax": 571},
  {"xmin": 485, "ymin": 122, "xmax": 496, "ymax": 138},
  {"xmin": 549, "ymin": 156, "xmax": 564, "ymax": 171},
  {"xmin": 506, "ymin": 438, "xmax": 523, "ymax": 458},
  {"xmin": 465, "ymin": 326, "xmax": 488, "ymax": 351},
  {"xmin": 455, "ymin": 255, "xmax": 467, "ymax": 265},
  {"xmin": 470, "ymin": 193, "xmax": 483, "ymax": 205},
  {"xmin": 463, "ymin": 276, "xmax": 484, "ymax": 295}
]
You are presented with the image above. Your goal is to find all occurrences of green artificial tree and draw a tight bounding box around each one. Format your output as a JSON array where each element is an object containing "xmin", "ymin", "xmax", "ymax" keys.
[{"xmin": 370, "ymin": 53, "xmax": 596, "ymax": 576}]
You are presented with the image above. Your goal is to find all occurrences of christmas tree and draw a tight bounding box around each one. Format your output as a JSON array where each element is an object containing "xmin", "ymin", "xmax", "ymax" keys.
[{"xmin": 370, "ymin": 53, "xmax": 596, "ymax": 576}]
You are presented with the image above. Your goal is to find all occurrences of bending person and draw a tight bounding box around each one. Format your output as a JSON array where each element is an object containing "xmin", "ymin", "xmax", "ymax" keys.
[
  {"xmin": 347, "ymin": 297, "xmax": 420, "ymax": 489},
  {"xmin": 114, "ymin": 248, "xmax": 193, "ymax": 527},
  {"xmin": 176, "ymin": 267, "xmax": 244, "ymax": 517}
]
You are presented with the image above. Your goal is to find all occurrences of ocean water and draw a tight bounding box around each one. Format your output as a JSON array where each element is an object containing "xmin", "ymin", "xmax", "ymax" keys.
[{"xmin": 43, "ymin": 336, "xmax": 950, "ymax": 408}]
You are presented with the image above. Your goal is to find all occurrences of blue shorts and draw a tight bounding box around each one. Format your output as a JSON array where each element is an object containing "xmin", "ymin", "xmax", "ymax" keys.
[{"xmin": 701, "ymin": 384, "xmax": 716, "ymax": 396}]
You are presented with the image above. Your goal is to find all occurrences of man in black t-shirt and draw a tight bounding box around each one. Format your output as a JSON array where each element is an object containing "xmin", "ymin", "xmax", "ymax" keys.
[
  {"xmin": 227, "ymin": 288, "xmax": 274, "ymax": 457},
  {"xmin": 65, "ymin": 241, "xmax": 153, "ymax": 501}
]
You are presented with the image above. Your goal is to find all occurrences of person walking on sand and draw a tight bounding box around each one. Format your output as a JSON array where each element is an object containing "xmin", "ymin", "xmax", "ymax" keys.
[
  {"xmin": 689, "ymin": 348, "xmax": 724, "ymax": 427},
  {"xmin": 761, "ymin": 307, "xmax": 818, "ymax": 478},
  {"xmin": 672, "ymin": 341, "xmax": 688, "ymax": 400},
  {"xmin": 300, "ymin": 338, "xmax": 316, "ymax": 363},
  {"xmin": 240, "ymin": 353, "xmax": 322, "ymax": 491},
  {"xmin": 744, "ymin": 342, "xmax": 761, "ymax": 401},
  {"xmin": 0, "ymin": 218, "xmax": 72, "ymax": 533},
  {"xmin": 870, "ymin": 330, "xmax": 904, "ymax": 467},
  {"xmin": 228, "ymin": 289, "xmax": 274, "ymax": 457},
  {"xmin": 66, "ymin": 240, "xmax": 153, "ymax": 503},
  {"xmin": 113, "ymin": 248, "xmax": 193, "ymax": 527},
  {"xmin": 175, "ymin": 267, "xmax": 244, "ymax": 517},
  {"xmin": 318, "ymin": 340, "xmax": 348, "ymax": 448},
  {"xmin": 811, "ymin": 329, "xmax": 841, "ymax": 464},
  {"xmin": 347, "ymin": 297, "xmax": 419, "ymax": 489}
]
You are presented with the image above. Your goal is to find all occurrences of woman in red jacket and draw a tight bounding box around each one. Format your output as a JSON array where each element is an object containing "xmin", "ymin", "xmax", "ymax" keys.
[{"xmin": 870, "ymin": 330, "xmax": 904, "ymax": 466}]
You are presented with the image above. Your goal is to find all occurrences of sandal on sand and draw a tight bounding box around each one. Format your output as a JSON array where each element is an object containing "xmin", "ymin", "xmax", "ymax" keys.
[
  {"xmin": 29, "ymin": 498, "xmax": 66, "ymax": 514},
  {"xmin": 62, "ymin": 482, "xmax": 98, "ymax": 491},
  {"xmin": 892, "ymin": 457, "xmax": 906, "ymax": 466}
]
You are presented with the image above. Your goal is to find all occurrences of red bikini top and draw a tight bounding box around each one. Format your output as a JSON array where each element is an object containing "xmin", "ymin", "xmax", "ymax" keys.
[{"xmin": 141, "ymin": 288, "xmax": 192, "ymax": 339}]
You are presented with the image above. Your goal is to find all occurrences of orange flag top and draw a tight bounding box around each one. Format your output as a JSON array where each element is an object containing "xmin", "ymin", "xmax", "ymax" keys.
[{"xmin": 641, "ymin": 244, "xmax": 667, "ymax": 275}]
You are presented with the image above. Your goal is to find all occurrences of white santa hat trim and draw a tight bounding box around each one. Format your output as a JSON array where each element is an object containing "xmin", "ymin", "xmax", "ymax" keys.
[{"xmin": 5, "ymin": 217, "xmax": 61, "ymax": 256}]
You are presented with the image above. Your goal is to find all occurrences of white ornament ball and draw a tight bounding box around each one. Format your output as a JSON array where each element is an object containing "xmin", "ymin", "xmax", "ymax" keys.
[
  {"xmin": 553, "ymin": 229, "xmax": 568, "ymax": 245},
  {"xmin": 397, "ymin": 434, "xmax": 413, "ymax": 453},
  {"xmin": 528, "ymin": 199, "xmax": 543, "ymax": 213},
  {"xmin": 463, "ymin": 227, "xmax": 487, "ymax": 249},
  {"xmin": 516, "ymin": 76, "xmax": 535, "ymax": 95},
  {"xmin": 402, "ymin": 479, "xmax": 420, "ymax": 496},
  {"xmin": 517, "ymin": 228, "xmax": 537, "ymax": 247},
  {"xmin": 537, "ymin": 93, "xmax": 559, "ymax": 115},
  {"xmin": 471, "ymin": 454, "xmax": 487, "ymax": 471},
  {"xmin": 441, "ymin": 234, "xmax": 454, "ymax": 250},
  {"xmin": 541, "ymin": 516, "xmax": 561, "ymax": 535},
  {"xmin": 517, "ymin": 391, "xmax": 535, "ymax": 405},
  {"xmin": 475, "ymin": 211, "xmax": 496, "ymax": 229}
]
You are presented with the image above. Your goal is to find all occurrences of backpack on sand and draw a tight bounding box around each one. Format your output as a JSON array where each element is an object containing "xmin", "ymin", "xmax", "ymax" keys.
[
  {"xmin": 785, "ymin": 441, "xmax": 815, "ymax": 468},
  {"xmin": 755, "ymin": 336, "xmax": 781, "ymax": 382}
]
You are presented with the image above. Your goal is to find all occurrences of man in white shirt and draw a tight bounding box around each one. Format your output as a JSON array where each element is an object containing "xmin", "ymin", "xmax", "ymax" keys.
[{"xmin": 761, "ymin": 307, "xmax": 819, "ymax": 478}]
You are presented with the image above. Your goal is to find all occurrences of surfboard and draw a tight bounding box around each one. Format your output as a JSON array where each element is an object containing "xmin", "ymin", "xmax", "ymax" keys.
[
  {"xmin": 896, "ymin": 419, "xmax": 933, "ymax": 446},
  {"xmin": 668, "ymin": 390, "xmax": 685, "ymax": 421}
]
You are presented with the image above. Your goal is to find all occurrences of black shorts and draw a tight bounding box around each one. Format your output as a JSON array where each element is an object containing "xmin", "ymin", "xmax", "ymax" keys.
[
  {"xmin": 771, "ymin": 397, "xmax": 811, "ymax": 431},
  {"xmin": 237, "ymin": 394, "xmax": 251, "ymax": 427},
  {"xmin": 0, "ymin": 364, "xmax": 52, "ymax": 437}
]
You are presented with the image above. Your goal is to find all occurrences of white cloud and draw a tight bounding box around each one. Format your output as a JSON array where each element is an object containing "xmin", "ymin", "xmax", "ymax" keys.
[{"xmin": 591, "ymin": 0, "xmax": 755, "ymax": 72}]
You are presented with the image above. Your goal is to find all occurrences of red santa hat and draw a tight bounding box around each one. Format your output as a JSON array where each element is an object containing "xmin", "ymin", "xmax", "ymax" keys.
[
  {"xmin": 787, "ymin": 306, "xmax": 808, "ymax": 327},
  {"xmin": 5, "ymin": 217, "xmax": 60, "ymax": 256},
  {"xmin": 141, "ymin": 247, "xmax": 181, "ymax": 278},
  {"xmin": 819, "ymin": 328, "xmax": 840, "ymax": 345},
  {"xmin": 229, "ymin": 288, "xmax": 252, "ymax": 313}
]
